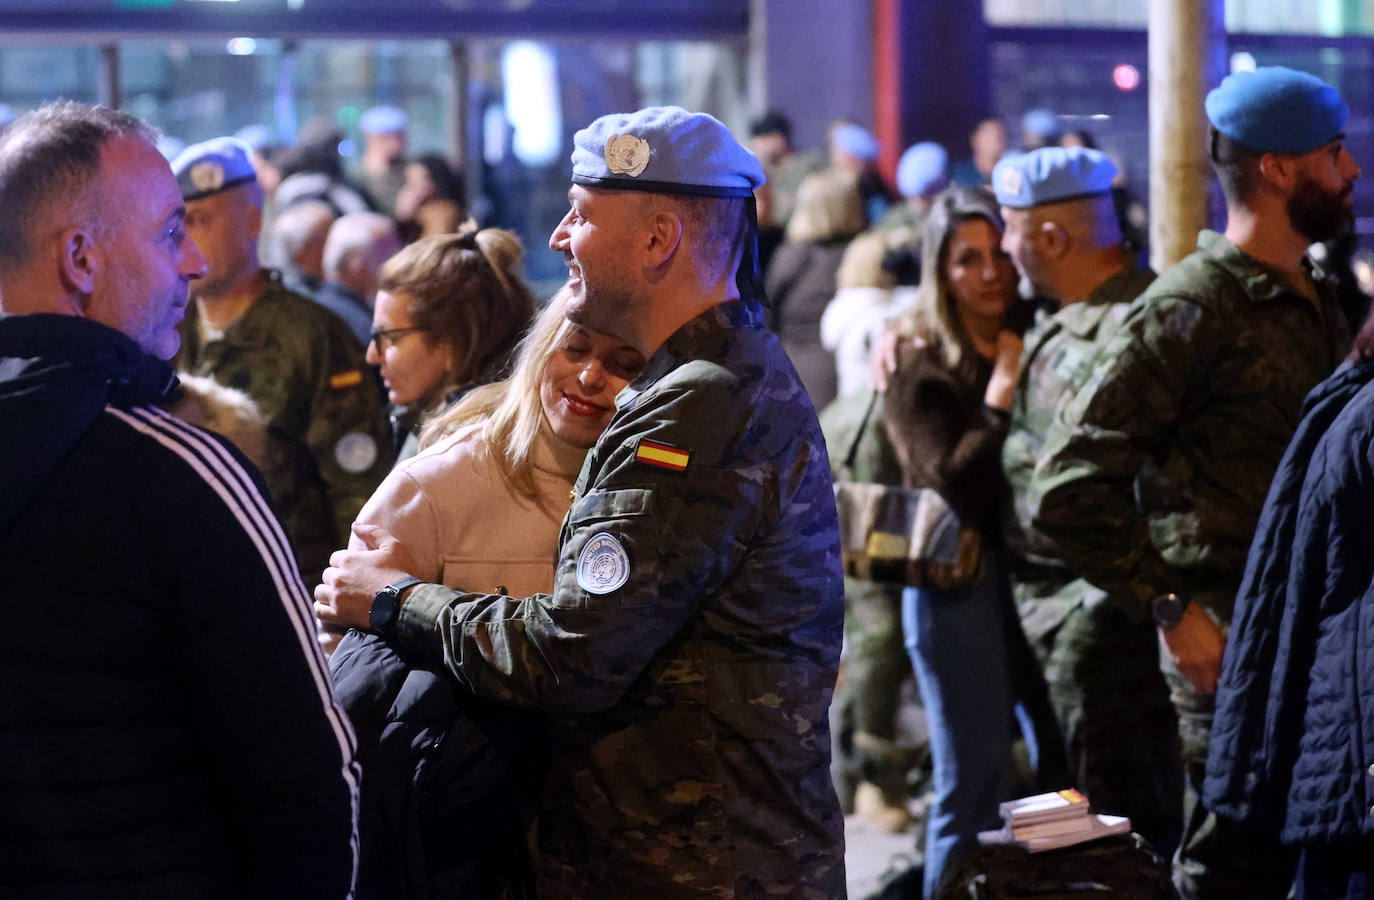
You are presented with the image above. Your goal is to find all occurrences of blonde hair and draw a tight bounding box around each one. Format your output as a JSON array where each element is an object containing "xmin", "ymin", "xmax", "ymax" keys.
[
  {"xmin": 896, "ymin": 187, "xmax": 1004, "ymax": 370},
  {"xmin": 785, "ymin": 167, "xmax": 866, "ymax": 244},
  {"xmin": 418, "ymin": 286, "xmax": 578, "ymax": 506},
  {"xmin": 836, "ymin": 229, "xmax": 902, "ymax": 290}
]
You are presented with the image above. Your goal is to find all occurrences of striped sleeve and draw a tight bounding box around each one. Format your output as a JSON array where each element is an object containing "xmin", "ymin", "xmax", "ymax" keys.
[{"xmin": 108, "ymin": 404, "xmax": 360, "ymax": 898}]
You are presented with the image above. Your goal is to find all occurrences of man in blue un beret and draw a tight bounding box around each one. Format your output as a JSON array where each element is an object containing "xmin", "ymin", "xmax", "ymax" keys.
[
  {"xmin": 317, "ymin": 106, "xmax": 847, "ymax": 897},
  {"xmin": 1030, "ymin": 65, "xmax": 1359, "ymax": 900}
]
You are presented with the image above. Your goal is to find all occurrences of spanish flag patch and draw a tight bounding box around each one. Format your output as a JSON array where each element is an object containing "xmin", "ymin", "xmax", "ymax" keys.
[
  {"xmin": 330, "ymin": 369, "xmax": 364, "ymax": 389},
  {"xmin": 634, "ymin": 439, "xmax": 690, "ymax": 472}
]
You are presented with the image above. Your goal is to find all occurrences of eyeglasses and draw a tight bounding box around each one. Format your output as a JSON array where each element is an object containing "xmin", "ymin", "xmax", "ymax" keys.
[{"xmin": 369, "ymin": 326, "xmax": 427, "ymax": 354}]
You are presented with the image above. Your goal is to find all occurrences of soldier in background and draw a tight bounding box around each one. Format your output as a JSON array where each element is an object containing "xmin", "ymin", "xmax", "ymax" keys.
[
  {"xmin": 316, "ymin": 105, "xmax": 847, "ymax": 897},
  {"xmin": 354, "ymin": 105, "xmax": 408, "ymax": 218},
  {"xmin": 992, "ymin": 146, "xmax": 1180, "ymax": 855},
  {"xmin": 172, "ymin": 137, "xmax": 393, "ymax": 586},
  {"xmin": 1030, "ymin": 67, "xmax": 1359, "ymax": 897},
  {"xmin": 318, "ymin": 211, "xmax": 403, "ymax": 349}
]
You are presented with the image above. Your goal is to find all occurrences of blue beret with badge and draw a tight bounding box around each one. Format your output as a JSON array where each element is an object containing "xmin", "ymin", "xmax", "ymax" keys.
[
  {"xmin": 992, "ymin": 146, "xmax": 1117, "ymax": 209},
  {"xmin": 571, "ymin": 105, "xmax": 764, "ymax": 198},
  {"xmin": 171, "ymin": 137, "xmax": 258, "ymax": 202},
  {"xmin": 359, "ymin": 105, "xmax": 407, "ymax": 135},
  {"xmin": 897, "ymin": 141, "xmax": 949, "ymax": 199},
  {"xmin": 1205, "ymin": 65, "xmax": 1348, "ymax": 154}
]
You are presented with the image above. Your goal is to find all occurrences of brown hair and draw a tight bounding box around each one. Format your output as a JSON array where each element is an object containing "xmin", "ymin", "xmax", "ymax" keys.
[{"xmin": 377, "ymin": 225, "xmax": 535, "ymax": 389}]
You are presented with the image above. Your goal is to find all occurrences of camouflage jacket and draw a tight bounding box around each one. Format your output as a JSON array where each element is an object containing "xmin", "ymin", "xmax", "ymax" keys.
[
  {"xmin": 1030, "ymin": 231, "xmax": 1350, "ymax": 623},
  {"xmin": 394, "ymin": 298, "xmax": 847, "ymax": 898},
  {"xmin": 1003, "ymin": 260, "xmax": 1155, "ymax": 639},
  {"xmin": 175, "ymin": 272, "xmax": 393, "ymax": 582}
]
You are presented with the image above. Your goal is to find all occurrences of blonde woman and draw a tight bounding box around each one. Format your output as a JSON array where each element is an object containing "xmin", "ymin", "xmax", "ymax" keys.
[{"xmin": 329, "ymin": 287, "xmax": 645, "ymax": 898}]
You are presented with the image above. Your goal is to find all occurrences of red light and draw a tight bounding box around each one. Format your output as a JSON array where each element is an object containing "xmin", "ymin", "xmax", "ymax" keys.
[{"xmin": 1113, "ymin": 63, "xmax": 1140, "ymax": 92}]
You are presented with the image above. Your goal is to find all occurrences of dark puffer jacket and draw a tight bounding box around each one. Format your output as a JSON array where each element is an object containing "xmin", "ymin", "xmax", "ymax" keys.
[
  {"xmin": 0, "ymin": 313, "xmax": 360, "ymax": 897},
  {"xmin": 1205, "ymin": 356, "xmax": 1374, "ymax": 845},
  {"xmin": 330, "ymin": 629, "xmax": 546, "ymax": 900}
]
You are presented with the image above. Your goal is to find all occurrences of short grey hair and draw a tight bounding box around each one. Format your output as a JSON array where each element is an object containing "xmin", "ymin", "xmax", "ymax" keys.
[
  {"xmin": 0, "ymin": 101, "xmax": 156, "ymax": 267},
  {"xmin": 323, "ymin": 212, "xmax": 397, "ymax": 282}
]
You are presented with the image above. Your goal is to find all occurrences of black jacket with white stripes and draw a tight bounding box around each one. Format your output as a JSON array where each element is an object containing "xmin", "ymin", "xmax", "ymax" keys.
[{"xmin": 0, "ymin": 313, "xmax": 360, "ymax": 898}]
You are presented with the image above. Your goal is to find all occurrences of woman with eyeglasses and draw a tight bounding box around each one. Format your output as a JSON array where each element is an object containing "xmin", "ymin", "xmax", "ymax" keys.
[
  {"xmin": 330, "ymin": 286, "xmax": 645, "ymax": 898},
  {"xmin": 366, "ymin": 227, "xmax": 534, "ymax": 461}
]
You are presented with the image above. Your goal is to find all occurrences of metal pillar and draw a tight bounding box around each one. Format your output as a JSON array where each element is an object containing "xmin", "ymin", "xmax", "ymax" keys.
[
  {"xmin": 97, "ymin": 44, "xmax": 120, "ymax": 109},
  {"xmin": 1148, "ymin": 0, "xmax": 1226, "ymax": 270}
]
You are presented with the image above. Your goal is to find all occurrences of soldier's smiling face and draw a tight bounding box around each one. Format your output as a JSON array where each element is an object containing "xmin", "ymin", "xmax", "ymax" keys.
[{"xmin": 549, "ymin": 185, "xmax": 647, "ymax": 346}]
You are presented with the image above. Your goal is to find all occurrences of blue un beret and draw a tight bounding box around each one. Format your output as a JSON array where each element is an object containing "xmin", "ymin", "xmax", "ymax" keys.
[
  {"xmin": 993, "ymin": 146, "xmax": 1117, "ymax": 210},
  {"xmin": 1021, "ymin": 108, "xmax": 1061, "ymax": 141},
  {"xmin": 1205, "ymin": 66, "xmax": 1348, "ymax": 154},
  {"xmin": 359, "ymin": 105, "xmax": 407, "ymax": 135},
  {"xmin": 897, "ymin": 142, "xmax": 949, "ymax": 199},
  {"xmin": 571, "ymin": 106, "xmax": 764, "ymax": 199},
  {"xmin": 171, "ymin": 136, "xmax": 258, "ymax": 202},
  {"xmin": 832, "ymin": 123, "xmax": 880, "ymax": 162}
]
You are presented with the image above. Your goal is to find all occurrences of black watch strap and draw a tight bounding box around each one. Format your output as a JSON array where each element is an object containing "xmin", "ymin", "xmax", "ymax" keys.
[
  {"xmin": 370, "ymin": 576, "xmax": 424, "ymax": 633},
  {"xmin": 1152, "ymin": 592, "xmax": 1189, "ymax": 629}
]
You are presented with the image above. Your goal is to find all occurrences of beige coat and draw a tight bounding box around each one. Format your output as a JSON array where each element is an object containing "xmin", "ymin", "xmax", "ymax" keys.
[{"xmin": 352, "ymin": 422, "xmax": 586, "ymax": 597}]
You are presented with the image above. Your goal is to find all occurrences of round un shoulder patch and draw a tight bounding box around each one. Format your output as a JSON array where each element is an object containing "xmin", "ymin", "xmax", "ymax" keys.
[
  {"xmin": 576, "ymin": 531, "xmax": 631, "ymax": 595},
  {"xmin": 334, "ymin": 431, "xmax": 378, "ymax": 474}
]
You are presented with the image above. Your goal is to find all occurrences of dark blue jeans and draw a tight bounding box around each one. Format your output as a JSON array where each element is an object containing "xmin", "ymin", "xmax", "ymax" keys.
[{"xmin": 903, "ymin": 552, "xmax": 1015, "ymax": 898}]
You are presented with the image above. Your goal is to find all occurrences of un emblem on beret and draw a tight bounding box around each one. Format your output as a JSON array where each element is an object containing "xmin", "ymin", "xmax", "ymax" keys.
[
  {"xmin": 604, "ymin": 134, "xmax": 651, "ymax": 177},
  {"xmin": 998, "ymin": 166, "xmax": 1023, "ymax": 199},
  {"xmin": 576, "ymin": 531, "xmax": 631, "ymax": 595},
  {"xmin": 190, "ymin": 161, "xmax": 226, "ymax": 194}
]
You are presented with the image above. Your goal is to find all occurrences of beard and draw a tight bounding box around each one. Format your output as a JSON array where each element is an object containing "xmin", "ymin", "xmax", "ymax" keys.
[
  {"xmin": 565, "ymin": 263, "xmax": 641, "ymax": 343},
  {"xmin": 1287, "ymin": 173, "xmax": 1354, "ymax": 244}
]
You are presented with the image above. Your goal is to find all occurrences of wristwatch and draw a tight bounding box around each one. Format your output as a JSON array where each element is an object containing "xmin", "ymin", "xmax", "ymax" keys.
[
  {"xmin": 1152, "ymin": 592, "xmax": 1189, "ymax": 629},
  {"xmin": 370, "ymin": 576, "xmax": 424, "ymax": 634}
]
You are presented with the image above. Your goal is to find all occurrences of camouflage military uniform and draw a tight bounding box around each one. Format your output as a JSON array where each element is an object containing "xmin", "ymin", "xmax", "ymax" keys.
[
  {"xmin": 1030, "ymin": 230, "xmax": 1350, "ymax": 897},
  {"xmin": 175, "ymin": 272, "xmax": 393, "ymax": 584},
  {"xmin": 1003, "ymin": 261, "xmax": 1183, "ymax": 856},
  {"xmin": 392, "ymin": 297, "xmax": 847, "ymax": 898},
  {"xmin": 819, "ymin": 390, "xmax": 914, "ymax": 812}
]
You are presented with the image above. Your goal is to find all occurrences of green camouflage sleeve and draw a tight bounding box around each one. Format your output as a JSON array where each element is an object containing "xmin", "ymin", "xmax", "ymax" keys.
[
  {"xmin": 303, "ymin": 324, "xmax": 394, "ymax": 545},
  {"xmin": 392, "ymin": 378, "xmax": 835, "ymax": 713},
  {"xmin": 1029, "ymin": 293, "xmax": 1212, "ymax": 619}
]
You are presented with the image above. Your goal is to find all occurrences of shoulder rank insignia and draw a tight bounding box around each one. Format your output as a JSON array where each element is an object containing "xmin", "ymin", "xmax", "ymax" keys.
[
  {"xmin": 634, "ymin": 438, "xmax": 690, "ymax": 472},
  {"xmin": 330, "ymin": 369, "xmax": 364, "ymax": 389}
]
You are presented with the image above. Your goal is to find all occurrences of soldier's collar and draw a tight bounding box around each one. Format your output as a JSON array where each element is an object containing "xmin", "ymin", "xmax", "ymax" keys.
[{"xmin": 1200, "ymin": 229, "xmax": 1328, "ymax": 307}]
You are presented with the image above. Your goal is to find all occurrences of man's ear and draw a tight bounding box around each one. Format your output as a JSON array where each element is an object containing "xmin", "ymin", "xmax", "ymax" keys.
[
  {"xmin": 56, "ymin": 226, "xmax": 99, "ymax": 301},
  {"xmin": 1257, "ymin": 152, "xmax": 1297, "ymax": 191},
  {"xmin": 1038, "ymin": 218, "xmax": 1070, "ymax": 259},
  {"xmin": 641, "ymin": 207, "xmax": 683, "ymax": 273}
]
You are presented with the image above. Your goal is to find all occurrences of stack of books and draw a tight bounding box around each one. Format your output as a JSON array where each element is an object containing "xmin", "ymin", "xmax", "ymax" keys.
[{"xmin": 988, "ymin": 789, "xmax": 1132, "ymax": 853}]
